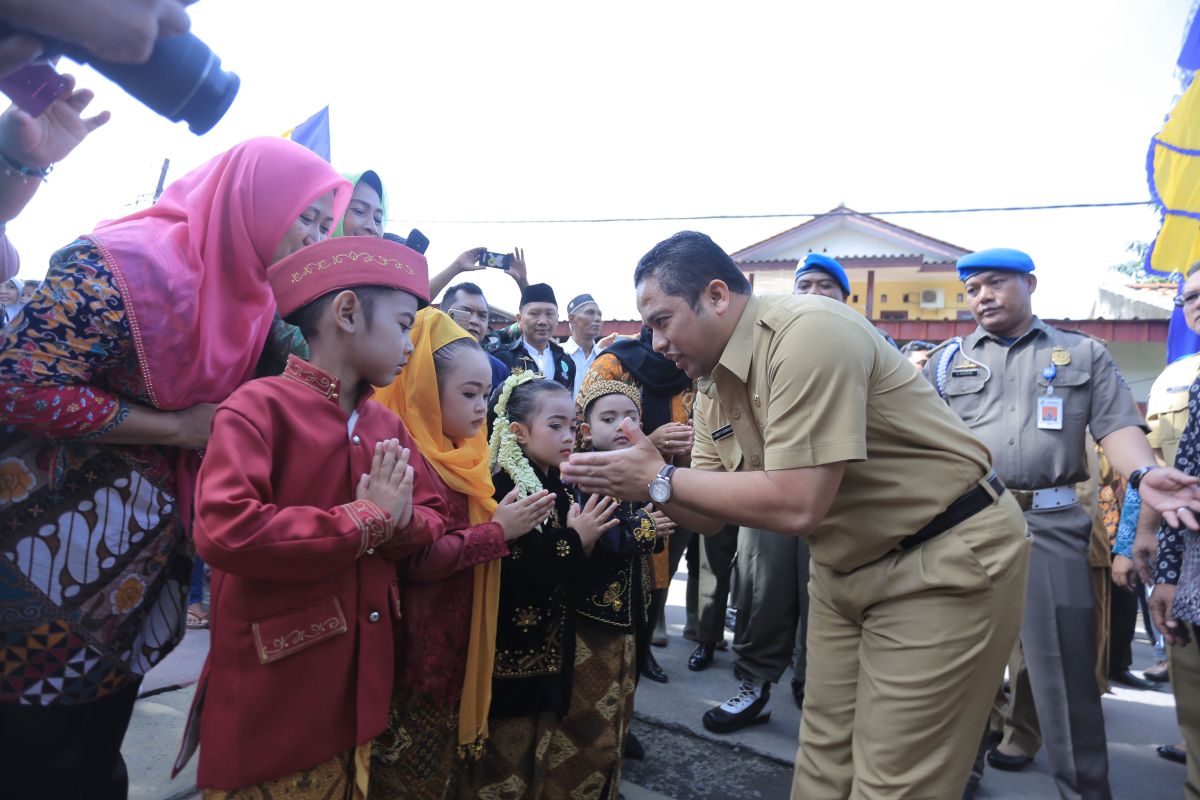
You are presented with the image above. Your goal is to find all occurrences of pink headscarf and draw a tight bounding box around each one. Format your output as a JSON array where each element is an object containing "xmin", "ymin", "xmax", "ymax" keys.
[{"xmin": 87, "ymin": 137, "xmax": 351, "ymax": 411}]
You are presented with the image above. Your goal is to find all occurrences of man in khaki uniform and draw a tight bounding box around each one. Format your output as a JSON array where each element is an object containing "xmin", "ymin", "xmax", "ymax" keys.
[
  {"xmin": 923, "ymin": 248, "xmax": 1173, "ymax": 800},
  {"xmin": 562, "ymin": 231, "xmax": 1033, "ymax": 798}
]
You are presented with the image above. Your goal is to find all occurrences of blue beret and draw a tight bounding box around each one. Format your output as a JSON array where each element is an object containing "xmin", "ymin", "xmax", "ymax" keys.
[
  {"xmin": 956, "ymin": 248, "xmax": 1035, "ymax": 281},
  {"xmin": 794, "ymin": 253, "xmax": 851, "ymax": 297}
]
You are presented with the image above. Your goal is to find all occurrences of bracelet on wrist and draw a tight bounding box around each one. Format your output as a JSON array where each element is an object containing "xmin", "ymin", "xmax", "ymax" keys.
[{"xmin": 0, "ymin": 148, "xmax": 52, "ymax": 183}]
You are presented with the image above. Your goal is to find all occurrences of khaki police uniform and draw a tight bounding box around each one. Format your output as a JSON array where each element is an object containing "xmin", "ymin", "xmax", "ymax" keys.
[
  {"xmin": 691, "ymin": 294, "xmax": 1029, "ymax": 799},
  {"xmin": 924, "ymin": 318, "xmax": 1144, "ymax": 800},
  {"xmin": 1146, "ymin": 352, "xmax": 1200, "ymax": 800}
]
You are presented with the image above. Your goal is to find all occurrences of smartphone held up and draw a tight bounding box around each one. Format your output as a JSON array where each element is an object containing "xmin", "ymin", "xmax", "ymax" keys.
[{"xmin": 480, "ymin": 250, "xmax": 512, "ymax": 270}]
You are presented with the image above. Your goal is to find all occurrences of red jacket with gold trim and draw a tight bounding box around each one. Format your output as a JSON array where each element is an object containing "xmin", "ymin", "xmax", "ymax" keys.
[{"xmin": 176, "ymin": 357, "xmax": 446, "ymax": 790}]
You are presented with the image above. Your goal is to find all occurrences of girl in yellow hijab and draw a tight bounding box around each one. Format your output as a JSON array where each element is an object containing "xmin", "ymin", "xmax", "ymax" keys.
[{"xmin": 369, "ymin": 308, "xmax": 554, "ymax": 800}]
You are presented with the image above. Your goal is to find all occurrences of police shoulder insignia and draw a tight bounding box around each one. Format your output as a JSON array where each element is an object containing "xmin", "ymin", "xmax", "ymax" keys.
[{"xmin": 1051, "ymin": 347, "xmax": 1071, "ymax": 367}]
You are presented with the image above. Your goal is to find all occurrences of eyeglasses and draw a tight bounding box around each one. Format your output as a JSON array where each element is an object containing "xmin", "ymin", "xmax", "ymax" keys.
[{"xmin": 1174, "ymin": 291, "xmax": 1200, "ymax": 307}]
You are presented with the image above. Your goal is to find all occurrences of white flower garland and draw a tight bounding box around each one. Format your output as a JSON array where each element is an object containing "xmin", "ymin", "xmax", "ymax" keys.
[{"xmin": 488, "ymin": 371, "xmax": 546, "ymax": 503}]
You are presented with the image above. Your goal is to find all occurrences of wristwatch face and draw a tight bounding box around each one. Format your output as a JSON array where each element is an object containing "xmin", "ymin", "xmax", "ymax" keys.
[{"xmin": 649, "ymin": 477, "xmax": 670, "ymax": 504}]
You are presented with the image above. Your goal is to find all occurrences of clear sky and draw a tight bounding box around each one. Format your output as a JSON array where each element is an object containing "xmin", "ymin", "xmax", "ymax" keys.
[{"xmin": 6, "ymin": 0, "xmax": 1194, "ymax": 321}]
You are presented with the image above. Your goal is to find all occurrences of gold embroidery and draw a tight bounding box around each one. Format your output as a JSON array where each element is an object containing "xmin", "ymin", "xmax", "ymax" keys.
[
  {"xmin": 282, "ymin": 356, "xmax": 340, "ymax": 401},
  {"xmin": 601, "ymin": 582, "xmax": 623, "ymax": 612},
  {"xmin": 555, "ymin": 539, "xmax": 571, "ymax": 558},
  {"xmin": 288, "ymin": 248, "xmax": 418, "ymax": 285},
  {"xmin": 343, "ymin": 500, "xmax": 392, "ymax": 556},
  {"xmin": 251, "ymin": 598, "xmax": 348, "ymax": 664},
  {"xmin": 510, "ymin": 545, "xmax": 523, "ymax": 560},
  {"xmin": 514, "ymin": 606, "xmax": 542, "ymax": 630},
  {"xmin": 634, "ymin": 513, "xmax": 656, "ymax": 545},
  {"xmin": 495, "ymin": 601, "xmax": 566, "ymax": 678}
]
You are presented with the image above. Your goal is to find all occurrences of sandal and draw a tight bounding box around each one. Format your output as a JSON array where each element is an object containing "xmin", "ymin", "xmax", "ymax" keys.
[{"xmin": 187, "ymin": 606, "xmax": 209, "ymax": 629}]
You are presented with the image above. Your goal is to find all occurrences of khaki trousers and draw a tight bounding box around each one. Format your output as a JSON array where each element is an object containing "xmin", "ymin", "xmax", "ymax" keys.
[
  {"xmin": 1171, "ymin": 627, "xmax": 1200, "ymax": 800},
  {"xmin": 790, "ymin": 495, "xmax": 1029, "ymax": 800}
]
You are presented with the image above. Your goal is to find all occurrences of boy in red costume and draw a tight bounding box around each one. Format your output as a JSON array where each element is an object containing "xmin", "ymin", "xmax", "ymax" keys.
[{"xmin": 175, "ymin": 236, "xmax": 447, "ymax": 797}]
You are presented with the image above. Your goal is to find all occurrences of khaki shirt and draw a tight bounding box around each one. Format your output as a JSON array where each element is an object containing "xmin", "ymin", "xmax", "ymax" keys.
[
  {"xmin": 921, "ymin": 318, "xmax": 1144, "ymax": 490},
  {"xmin": 691, "ymin": 295, "xmax": 993, "ymax": 572},
  {"xmin": 1146, "ymin": 352, "xmax": 1200, "ymax": 467}
]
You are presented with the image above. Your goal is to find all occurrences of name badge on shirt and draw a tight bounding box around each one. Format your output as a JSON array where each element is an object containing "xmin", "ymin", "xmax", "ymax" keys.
[
  {"xmin": 712, "ymin": 424, "xmax": 734, "ymax": 441},
  {"xmin": 1037, "ymin": 395, "xmax": 1064, "ymax": 430}
]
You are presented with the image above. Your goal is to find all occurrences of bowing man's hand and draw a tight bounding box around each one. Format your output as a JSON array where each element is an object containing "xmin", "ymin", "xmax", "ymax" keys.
[
  {"xmin": 1139, "ymin": 467, "xmax": 1200, "ymax": 531},
  {"xmin": 561, "ymin": 418, "xmax": 666, "ymax": 502}
]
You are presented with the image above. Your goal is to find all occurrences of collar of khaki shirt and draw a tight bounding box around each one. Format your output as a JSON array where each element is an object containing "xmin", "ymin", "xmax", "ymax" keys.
[
  {"xmin": 696, "ymin": 294, "xmax": 762, "ymax": 397},
  {"xmin": 963, "ymin": 315, "xmax": 1051, "ymax": 351}
]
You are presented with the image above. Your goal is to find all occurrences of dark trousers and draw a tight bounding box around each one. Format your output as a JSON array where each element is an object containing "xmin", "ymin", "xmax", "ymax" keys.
[
  {"xmin": 1108, "ymin": 583, "xmax": 1139, "ymax": 675},
  {"xmin": 0, "ymin": 681, "xmax": 141, "ymax": 800},
  {"xmin": 684, "ymin": 524, "xmax": 738, "ymax": 645}
]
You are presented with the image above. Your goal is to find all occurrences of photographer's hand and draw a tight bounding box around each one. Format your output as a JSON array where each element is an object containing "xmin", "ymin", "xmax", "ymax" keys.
[
  {"xmin": 0, "ymin": 74, "xmax": 108, "ymax": 165},
  {"xmin": 0, "ymin": 0, "xmax": 192, "ymax": 68},
  {"xmin": 0, "ymin": 74, "xmax": 108, "ymax": 223}
]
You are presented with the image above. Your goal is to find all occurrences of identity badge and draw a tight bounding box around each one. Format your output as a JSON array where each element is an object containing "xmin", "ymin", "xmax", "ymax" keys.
[{"xmin": 1037, "ymin": 395, "xmax": 1064, "ymax": 430}]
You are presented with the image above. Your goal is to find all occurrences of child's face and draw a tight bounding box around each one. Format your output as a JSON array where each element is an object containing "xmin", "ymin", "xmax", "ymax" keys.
[
  {"xmin": 19, "ymin": 283, "xmax": 36, "ymax": 303},
  {"xmin": 513, "ymin": 391, "xmax": 576, "ymax": 472},
  {"xmin": 439, "ymin": 347, "xmax": 492, "ymax": 441},
  {"xmin": 582, "ymin": 393, "xmax": 640, "ymax": 451},
  {"xmin": 0, "ymin": 282, "xmax": 18, "ymax": 305},
  {"xmin": 355, "ymin": 290, "xmax": 418, "ymax": 387}
]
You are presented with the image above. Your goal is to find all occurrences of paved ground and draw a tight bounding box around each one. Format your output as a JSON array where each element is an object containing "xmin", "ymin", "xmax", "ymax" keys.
[{"xmin": 126, "ymin": 566, "xmax": 1187, "ymax": 800}]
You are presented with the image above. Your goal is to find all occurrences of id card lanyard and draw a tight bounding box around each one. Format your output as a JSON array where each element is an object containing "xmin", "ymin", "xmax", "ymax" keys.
[{"xmin": 1037, "ymin": 363, "xmax": 1064, "ymax": 430}]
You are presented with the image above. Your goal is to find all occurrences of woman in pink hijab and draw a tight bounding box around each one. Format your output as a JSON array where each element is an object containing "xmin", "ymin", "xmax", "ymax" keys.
[{"xmin": 0, "ymin": 136, "xmax": 350, "ymax": 800}]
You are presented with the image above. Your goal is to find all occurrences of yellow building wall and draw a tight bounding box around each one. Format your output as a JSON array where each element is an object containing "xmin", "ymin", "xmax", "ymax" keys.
[
  {"xmin": 748, "ymin": 270, "xmax": 968, "ymax": 321},
  {"xmin": 845, "ymin": 278, "xmax": 969, "ymax": 321}
]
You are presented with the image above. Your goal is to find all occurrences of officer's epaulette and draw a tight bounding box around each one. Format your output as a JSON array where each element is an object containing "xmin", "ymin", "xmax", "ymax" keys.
[{"xmin": 1056, "ymin": 327, "xmax": 1108, "ymax": 347}]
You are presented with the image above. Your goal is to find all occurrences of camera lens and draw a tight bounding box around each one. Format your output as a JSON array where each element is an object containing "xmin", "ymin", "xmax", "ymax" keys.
[{"xmin": 63, "ymin": 32, "xmax": 239, "ymax": 135}]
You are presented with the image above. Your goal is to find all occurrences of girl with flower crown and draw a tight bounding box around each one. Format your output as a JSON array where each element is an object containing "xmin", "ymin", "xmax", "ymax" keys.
[
  {"xmin": 463, "ymin": 371, "xmax": 619, "ymax": 799},
  {"xmin": 369, "ymin": 309, "xmax": 557, "ymax": 800}
]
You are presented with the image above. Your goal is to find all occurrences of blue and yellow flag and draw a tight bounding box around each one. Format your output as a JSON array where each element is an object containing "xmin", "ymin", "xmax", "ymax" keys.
[{"xmin": 282, "ymin": 106, "xmax": 330, "ymax": 162}]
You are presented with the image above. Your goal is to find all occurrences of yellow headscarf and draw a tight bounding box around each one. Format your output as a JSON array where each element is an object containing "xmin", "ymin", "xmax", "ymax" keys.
[{"xmin": 373, "ymin": 307, "xmax": 499, "ymax": 759}]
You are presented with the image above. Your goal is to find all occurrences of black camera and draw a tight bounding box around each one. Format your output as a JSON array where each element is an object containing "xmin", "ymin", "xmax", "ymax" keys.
[{"xmin": 0, "ymin": 28, "xmax": 239, "ymax": 135}]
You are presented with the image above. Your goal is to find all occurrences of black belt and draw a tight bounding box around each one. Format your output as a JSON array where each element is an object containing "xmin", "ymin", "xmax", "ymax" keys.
[{"xmin": 898, "ymin": 473, "xmax": 1007, "ymax": 552}]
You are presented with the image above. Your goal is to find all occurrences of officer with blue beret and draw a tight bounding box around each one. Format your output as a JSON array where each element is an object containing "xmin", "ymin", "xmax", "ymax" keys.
[
  {"xmin": 923, "ymin": 246, "xmax": 1189, "ymax": 799},
  {"xmin": 793, "ymin": 253, "xmax": 898, "ymax": 348},
  {"xmin": 794, "ymin": 253, "xmax": 852, "ymax": 299}
]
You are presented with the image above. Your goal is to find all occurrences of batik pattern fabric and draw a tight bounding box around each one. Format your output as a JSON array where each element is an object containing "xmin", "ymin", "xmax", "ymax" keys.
[
  {"xmin": 0, "ymin": 240, "xmax": 187, "ymax": 706},
  {"xmin": 463, "ymin": 624, "xmax": 636, "ymax": 800},
  {"xmin": 1158, "ymin": 374, "xmax": 1200, "ymax": 588},
  {"xmin": 202, "ymin": 744, "xmax": 368, "ymax": 800}
]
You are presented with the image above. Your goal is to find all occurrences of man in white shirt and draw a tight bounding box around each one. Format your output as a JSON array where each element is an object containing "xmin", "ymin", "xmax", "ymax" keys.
[{"xmin": 563, "ymin": 293, "xmax": 603, "ymax": 396}]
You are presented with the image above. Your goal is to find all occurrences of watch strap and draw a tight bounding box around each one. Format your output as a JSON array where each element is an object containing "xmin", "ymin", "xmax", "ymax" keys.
[{"xmin": 1129, "ymin": 465, "xmax": 1155, "ymax": 491}]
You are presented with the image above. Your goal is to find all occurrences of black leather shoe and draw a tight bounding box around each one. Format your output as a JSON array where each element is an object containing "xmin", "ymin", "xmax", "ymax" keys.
[
  {"xmin": 702, "ymin": 677, "xmax": 771, "ymax": 733},
  {"xmin": 986, "ymin": 748, "xmax": 1033, "ymax": 772},
  {"xmin": 791, "ymin": 679, "xmax": 805, "ymax": 709},
  {"xmin": 688, "ymin": 643, "xmax": 715, "ymax": 671},
  {"xmin": 624, "ymin": 731, "xmax": 645, "ymax": 761},
  {"xmin": 641, "ymin": 651, "xmax": 668, "ymax": 683},
  {"xmin": 1109, "ymin": 669, "xmax": 1159, "ymax": 690},
  {"xmin": 1158, "ymin": 744, "xmax": 1187, "ymax": 764}
]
